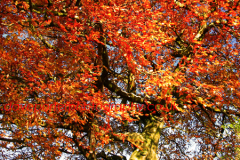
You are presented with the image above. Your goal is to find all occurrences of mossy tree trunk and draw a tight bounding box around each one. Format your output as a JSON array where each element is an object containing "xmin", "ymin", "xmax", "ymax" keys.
[
  {"xmin": 129, "ymin": 116, "xmax": 164, "ymax": 160},
  {"xmin": 236, "ymin": 127, "xmax": 240, "ymax": 160}
]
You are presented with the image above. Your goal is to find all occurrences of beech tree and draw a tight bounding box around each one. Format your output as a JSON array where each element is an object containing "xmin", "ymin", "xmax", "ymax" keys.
[{"xmin": 0, "ymin": 0, "xmax": 240, "ymax": 159}]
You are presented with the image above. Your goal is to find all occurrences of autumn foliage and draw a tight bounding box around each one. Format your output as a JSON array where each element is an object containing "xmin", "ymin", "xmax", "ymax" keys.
[{"xmin": 0, "ymin": 0, "xmax": 240, "ymax": 159}]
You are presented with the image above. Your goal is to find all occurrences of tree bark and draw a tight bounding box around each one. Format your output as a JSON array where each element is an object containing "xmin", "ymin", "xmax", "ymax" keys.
[
  {"xmin": 236, "ymin": 127, "xmax": 240, "ymax": 160},
  {"xmin": 129, "ymin": 116, "xmax": 164, "ymax": 160}
]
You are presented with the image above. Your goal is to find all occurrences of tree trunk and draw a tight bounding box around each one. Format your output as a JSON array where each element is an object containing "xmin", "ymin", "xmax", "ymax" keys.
[
  {"xmin": 236, "ymin": 127, "xmax": 240, "ymax": 160},
  {"xmin": 129, "ymin": 116, "xmax": 164, "ymax": 160}
]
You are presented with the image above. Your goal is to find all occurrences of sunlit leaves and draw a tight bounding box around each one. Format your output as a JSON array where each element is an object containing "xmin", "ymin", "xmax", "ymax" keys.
[{"xmin": 0, "ymin": 0, "xmax": 239, "ymax": 159}]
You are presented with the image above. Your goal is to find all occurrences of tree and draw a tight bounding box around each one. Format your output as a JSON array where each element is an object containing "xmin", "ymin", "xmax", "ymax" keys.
[
  {"xmin": 227, "ymin": 118, "xmax": 240, "ymax": 159},
  {"xmin": 0, "ymin": 0, "xmax": 239, "ymax": 159}
]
